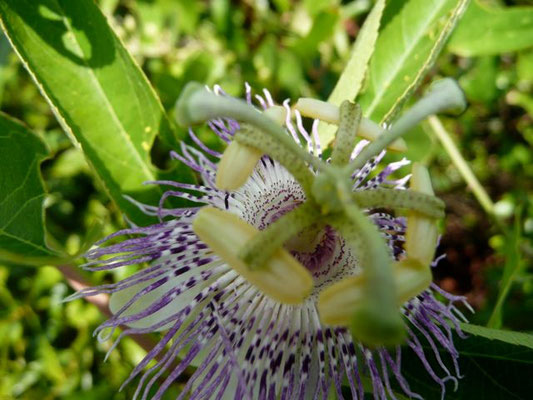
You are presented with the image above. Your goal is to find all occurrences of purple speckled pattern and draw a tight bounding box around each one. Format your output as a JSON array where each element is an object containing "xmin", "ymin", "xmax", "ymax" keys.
[{"xmin": 69, "ymin": 85, "xmax": 472, "ymax": 399}]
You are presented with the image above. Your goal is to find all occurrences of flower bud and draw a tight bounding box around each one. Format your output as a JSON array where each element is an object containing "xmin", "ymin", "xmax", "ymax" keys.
[{"xmin": 193, "ymin": 207, "xmax": 313, "ymax": 304}]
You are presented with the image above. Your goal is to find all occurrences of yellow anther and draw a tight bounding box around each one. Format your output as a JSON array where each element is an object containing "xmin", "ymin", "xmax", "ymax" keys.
[
  {"xmin": 294, "ymin": 98, "xmax": 407, "ymax": 152},
  {"xmin": 215, "ymin": 106, "xmax": 286, "ymax": 192},
  {"xmin": 317, "ymin": 275, "xmax": 365, "ymax": 326},
  {"xmin": 406, "ymin": 163, "xmax": 439, "ymax": 266},
  {"xmin": 294, "ymin": 98, "xmax": 340, "ymax": 124},
  {"xmin": 215, "ymin": 141, "xmax": 263, "ymax": 191},
  {"xmin": 193, "ymin": 207, "xmax": 314, "ymax": 304},
  {"xmin": 317, "ymin": 259, "xmax": 432, "ymax": 326},
  {"xmin": 394, "ymin": 258, "xmax": 433, "ymax": 304},
  {"xmin": 264, "ymin": 105, "xmax": 287, "ymax": 126}
]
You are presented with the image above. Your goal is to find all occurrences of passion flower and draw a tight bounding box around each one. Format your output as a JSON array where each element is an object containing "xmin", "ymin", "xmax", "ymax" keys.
[{"xmin": 70, "ymin": 80, "xmax": 471, "ymax": 399}]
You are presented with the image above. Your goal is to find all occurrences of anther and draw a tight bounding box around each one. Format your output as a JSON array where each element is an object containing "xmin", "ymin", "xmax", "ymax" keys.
[
  {"xmin": 216, "ymin": 141, "xmax": 263, "ymax": 191},
  {"xmin": 215, "ymin": 106, "xmax": 286, "ymax": 191},
  {"xmin": 317, "ymin": 258, "xmax": 431, "ymax": 325},
  {"xmin": 193, "ymin": 207, "xmax": 314, "ymax": 304},
  {"xmin": 406, "ymin": 163, "xmax": 439, "ymax": 266},
  {"xmin": 294, "ymin": 98, "xmax": 407, "ymax": 152}
]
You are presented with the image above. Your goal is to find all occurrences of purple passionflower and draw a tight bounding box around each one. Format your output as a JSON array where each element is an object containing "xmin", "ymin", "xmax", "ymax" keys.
[{"xmin": 70, "ymin": 83, "xmax": 471, "ymax": 399}]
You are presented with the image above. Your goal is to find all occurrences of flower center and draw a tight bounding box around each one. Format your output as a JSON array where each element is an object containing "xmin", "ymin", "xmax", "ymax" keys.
[
  {"xmin": 243, "ymin": 179, "xmax": 338, "ymax": 276},
  {"xmin": 287, "ymin": 225, "xmax": 337, "ymax": 275},
  {"xmin": 233, "ymin": 160, "xmax": 362, "ymax": 294}
]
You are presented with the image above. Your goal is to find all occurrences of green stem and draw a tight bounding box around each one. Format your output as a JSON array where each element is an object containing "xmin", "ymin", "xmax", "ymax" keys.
[
  {"xmin": 330, "ymin": 202, "xmax": 405, "ymax": 346},
  {"xmin": 352, "ymin": 188, "xmax": 445, "ymax": 219},
  {"xmin": 427, "ymin": 115, "xmax": 496, "ymax": 219},
  {"xmin": 234, "ymin": 124, "xmax": 315, "ymax": 195},
  {"xmin": 331, "ymin": 101, "xmax": 362, "ymax": 166},
  {"xmin": 487, "ymin": 207, "xmax": 524, "ymax": 329},
  {"xmin": 175, "ymin": 82, "xmax": 325, "ymax": 171},
  {"xmin": 346, "ymin": 78, "xmax": 466, "ymax": 174}
]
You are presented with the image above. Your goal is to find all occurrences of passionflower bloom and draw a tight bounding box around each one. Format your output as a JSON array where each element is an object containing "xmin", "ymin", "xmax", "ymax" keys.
[{"xmin": 70, "ymin": 79, "xmax": 472, "ymax": 399}]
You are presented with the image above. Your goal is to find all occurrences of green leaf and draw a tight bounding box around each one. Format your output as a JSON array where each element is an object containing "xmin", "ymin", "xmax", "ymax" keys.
[
  {"xmin": 292, "ymin": 11, "xmax": 339, "ymax": 59},
  {"xmin": 318, "ymin": 0, "xmax": 385, "ymax": 145},
  {"xmin": 0, "ymin": 113, "xmax": 55, "ymax": 260},
  {"xmin": 487, "ymin": 210, "xmax": 525, "ymax": 329},
  {"xmin": 459, "ymin": 56, "xmax": 498, "ymax": 105},
  {"xmin": 448, "ymin": 1, "xmax": 533, "ymax": 57},
  {"xmin": 0, "ymin": 33, "xmax": 10, "ymax": 104},
  {"xmin": 400, "ymin": 323, "xmax": 533, "ymax": 399},
  {"xmin": 517, "ymin": 49, "xmax": 533, "ymax": 83},
  {"xmin": 460, "ymin": 323, "xmax": 533, "ymax": 351},
  {"xmin": 358, "ymin": 0, "xmax": 470, "ymax": 124},
  {"xmin": 0, "ymin": 0, "xmax": 179, "ymax": 226}
]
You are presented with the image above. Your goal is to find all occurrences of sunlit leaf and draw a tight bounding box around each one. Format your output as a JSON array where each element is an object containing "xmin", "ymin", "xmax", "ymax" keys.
[
  {"xmin": 448, "ymin": 0, "xmax": 533, "ymax": 57},
  {"xmin": 0, "ymin": 0, "xmax": 179, "ymax": 226},
  {"xmin": 358, "ymin": 0, "xmax": 470, "ymax": 124},
  {"xmin": 0, "ymin": 113, "xmax": 56, "ymax": 260},
  {"xmin": 318, "ymin": 0, "xmax": 385, "ymax": 144}
]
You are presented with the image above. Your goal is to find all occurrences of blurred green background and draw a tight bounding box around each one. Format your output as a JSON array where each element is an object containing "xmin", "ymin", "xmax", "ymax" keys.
[{"xmin": 1, "ymin": 0, "xmax": 532, "ymax": 398}]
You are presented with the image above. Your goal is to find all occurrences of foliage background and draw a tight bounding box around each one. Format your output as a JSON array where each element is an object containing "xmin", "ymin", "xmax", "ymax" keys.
[{"xmin": 0, "ymin": 0, "xmax": 532, "ymax": 398}]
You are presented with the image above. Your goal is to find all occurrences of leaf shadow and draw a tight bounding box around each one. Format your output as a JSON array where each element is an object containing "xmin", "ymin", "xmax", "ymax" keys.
[{"xmin": 8, "ymin": 0, "xmax": 115, "ymax": 68}]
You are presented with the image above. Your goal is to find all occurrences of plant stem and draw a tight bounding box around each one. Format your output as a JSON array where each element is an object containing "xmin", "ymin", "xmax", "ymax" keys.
[
  {"xmin": 427, "ymin": 116, "xmax": 497, "ymax": 220},
  {"xmin": 346, "ymin": 78, "xmax": 466, "ymax": 174}
]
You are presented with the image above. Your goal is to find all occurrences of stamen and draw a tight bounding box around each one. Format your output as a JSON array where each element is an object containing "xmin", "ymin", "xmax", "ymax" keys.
[
  {"xmin": 294, "ymin": 98, "xmax": 339, "ymax": 124},
  {"xmin": 264, "ymin": 105, "xmax": 287, "ymax": 125},
  {"xmin": 193, "ymin": 207, "xmax": 313, "ymax": 304},
  {"xmin": 406, "ymin": 163, "xmax": 439, "ymax": 266},
  {"xmin": 347, "ymin": 78, "xmax": 466, "ymax": 174},
  {"xmin": 215, "ymin": 107, "xmax": 289, "ymax": 192},
  {"xmin": 351, "ymin": 188, "xmax": 445, "ymax": 219},
  {"xmin": 294, "ymin": 98, "xmax": 407, "ymax": 152},
  {"xmin": 331, "ymin": 101, "xmax": 362, "ymax": 166},
  {"xmin": 216, "ymin": 141, "xmax": 262, "ymax": 191},
  {"xmin": 175, "ymin": 82, "xmax": 324, "ymax": 172},
  {"xmin": 317, "ymin": 274, "xmax": 365, "ymax": 326},
  {"xmin": 317, "ymin": 259, "xmax": 431, "ymax": 325},
  {"xmin": 394, "ymin": 258, "xmax": 433, "ymax": 304},
  {"xmin": 329, "ymin": 204, "xmax": 406, "ymax": 347},
  {"xmin": 239, "ymin": 202, "xmax": 321, "ymax": 269}
]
